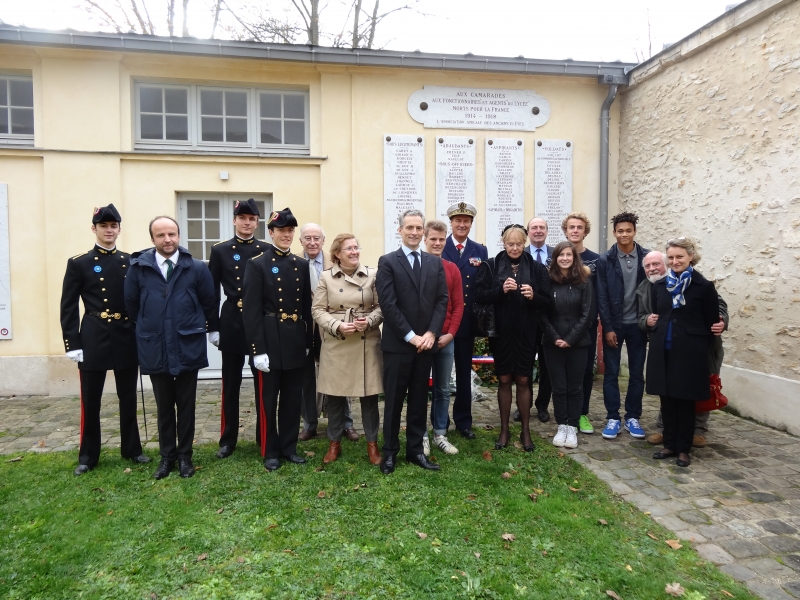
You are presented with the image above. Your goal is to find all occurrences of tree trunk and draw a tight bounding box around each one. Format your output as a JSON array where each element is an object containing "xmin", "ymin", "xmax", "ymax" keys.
[
  {"xmin": 351, "ymin": 0, "xmax": 363, "ymax": 48},
  {"xmin": 210, "ymin": 0, "xmax": 222, "ymax": 38},
  {"xmin": 182, "ymin": 0, "xmax": 190, "ymax": 37},
  {"xmin": 167, "ymin": 0, "xmax": 175, "ymax": 36},
  {"xmin": 366, "ymin": 0, "xmax": 379, "ymax": 49},
  {"xmin": 309, "ymin": 0, "xmax": 319, "ymax": 45}
]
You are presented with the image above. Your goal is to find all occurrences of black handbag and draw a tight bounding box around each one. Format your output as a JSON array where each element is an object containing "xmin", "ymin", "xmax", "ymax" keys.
[{"xmin": 473, "ymin": 258, "xmax": 497, "ymax": 337}]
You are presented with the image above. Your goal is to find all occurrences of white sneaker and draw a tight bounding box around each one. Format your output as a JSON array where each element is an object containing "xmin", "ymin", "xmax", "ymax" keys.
[
  {"xmin": 434, "ymin": 435, "xmax": 459, "ymax": 455},
  {"xmin": 564, "ymin": 426, "xmax": 578, "ymax": 449},
  {"xmin": 422, "ymin": 436, "xmax": 430, "ymax": 456},
  {"xmin": 552, "ymin": 424, "xmax": 568, "ymax": 447}
]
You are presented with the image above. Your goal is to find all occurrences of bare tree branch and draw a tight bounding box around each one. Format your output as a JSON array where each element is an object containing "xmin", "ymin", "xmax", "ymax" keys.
[
  {"xmin": 181, "ymin": 0, "xmax": 190, "ymax": 36},
  {"xmin": 167, "ymin": 0, "xmax": 175, "ymax": 36},
  {"xmin": 114, "ymin": 0, "xmax": 138, "ymax": 32},
  {"xmin": 366, "ymin": 0, "xmax": 378, "ymax": 48},
  {"xmin": 351, "ymin": 0, "xmax": 362, "ymax": 49},
  {"xmin": 140, "ymin": 0, "xmax": 155, "ymax": 34},
  {"xmin": 83, "ymin": 0, "xmax": 125, "ymax": 33},
  {"xmin": 210, "ymin": 0, "xmax": 222, "ymax": 37},
  {"xmin": 129, "ymin": 0, "xmax": 151, "ymax": 34}
]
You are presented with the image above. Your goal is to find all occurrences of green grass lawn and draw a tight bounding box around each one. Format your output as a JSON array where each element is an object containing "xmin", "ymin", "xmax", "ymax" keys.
[{"xmin": 1, "ymin": 430, "xmax": 755, "ymax": 600}]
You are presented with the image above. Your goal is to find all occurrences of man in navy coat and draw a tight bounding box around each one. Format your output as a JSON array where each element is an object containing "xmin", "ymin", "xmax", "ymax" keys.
[{"xmin": 441, "ymin": 202, "xmax": 488, "ymax": 440}]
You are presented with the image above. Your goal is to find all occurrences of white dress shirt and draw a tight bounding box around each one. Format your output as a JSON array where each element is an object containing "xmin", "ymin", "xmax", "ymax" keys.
[{"xmin": 155, "ymin": 250, "xmax": 178, "ymax": 280}]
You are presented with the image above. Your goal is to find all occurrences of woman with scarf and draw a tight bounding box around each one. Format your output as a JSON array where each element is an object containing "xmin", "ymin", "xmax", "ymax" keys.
[
  {"xmin": 646, "ymin": 237, "xmax": 719, "ymax": 467},
  {"xmin": 475, "ymin": 224, "xmax": 551, "ymax": 452}
]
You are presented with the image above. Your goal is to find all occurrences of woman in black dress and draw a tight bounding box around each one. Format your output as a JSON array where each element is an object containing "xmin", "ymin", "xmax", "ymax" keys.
[{"xmin": 475, "ymin": 225, "xmax": 551, "ymax": 451}]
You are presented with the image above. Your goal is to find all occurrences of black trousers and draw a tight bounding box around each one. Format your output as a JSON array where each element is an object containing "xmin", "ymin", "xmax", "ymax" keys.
[
  {"xmin": 582, "ymin": 323, "xmax": 598, "ymax": 415},
  {"xmin": 533, "ymin": 330, "xmax": 553, "ymax": 412},
  {"xmin": 382, "ymin": 351, "xmax": 433, "ymax": 458},
  {"xmin": 661, "ymin": 395, "xmax": 696, "ymax": 454},
  {"xmin": 219, "ymin": 352, "xmax": 260, "ymax": 449},
  {"xmin": 257, "ymin": 367, "xmax": 303, "ymax": 459},
  {"xmin": 544, "ymin": 346, "xmax": 588, "ymax": 428},
  {"xmin": 300, "ymin": 351, "xmax": 320, "ymax": 431},
  {"xmin": 150, "ymin": 370, "xmax": 198, "ymax": 462},
  {"xmin": 78, "ymin": 366, "xmax": 143, "ymax": 467},
  {"xmin": 452, "ymin": 336, "xmax": 475, "ymax": 431}
]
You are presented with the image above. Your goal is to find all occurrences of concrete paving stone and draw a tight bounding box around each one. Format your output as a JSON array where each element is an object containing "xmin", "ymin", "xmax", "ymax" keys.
[
  {"xmin": 668, "ymin": 487, "xmax": 691, "ymax": 499},
  {"xmin": 749, "ymin": 492, "xmax": 786, "ymax": 503},
  {"xmin": 612, "ymin": 468, "xmax": 639, "ymax": 481},
  {"xmin": 693, "ymin": 497, "xmax": 720, "ymax": 509},
  {"xmin": 719, "ymin": 538, "xmax": 770, "ymax": 559},
  {"xmin": 674, "ymin": 530, "xmax": 707, "ymax": 543},
  {"xmin": 728, "ymin": 521, "xmax": 768, "ymax": 539},
  {"xmin": 657, "ymin": 516, "xmax": 690, "ymax": 531},
  {"xmin": 704, "ymin": 507, "xmax": 735, "ymax": 521},
  {"xmin": 782, "ymin": 555, "xmax": 800, "ymax": 572},
  {"xmin": 744, "ymin": 558, "xmax": 800, "ymax": 579},
  {"xmin": 718, "ymin": 471, "xmax": 746, "ymax": 481},
  {"xmin": 679, "ymin": 510, "xmax": 712, "ymax": 526},
  {"xmin": 719, "ymin": 562, "xmax": 757, "ymax": 582},
  {"xmin": 739, "ymin": 459, "xmax": 768, "ymax": 468},
  {"xmin": 646, "ymin": 476, "xmax": 676, "ymax": 488},
  {"xmin": 747, "ymin": 582, "xmax": 796, "ymax": 600},
  {"xmin": 695, "ymin": 543, "xmax": 735, "ymax": 565},
  {"xmin": 731, "ymin": 481, "xmax": 759, "ymax": 492},
  {"xmin": 698, "ymin": 525, "xmax": 737, "ymax": 541},
  {"xmin": 643, "ymin": 487, "xmax": 672, "ymax": 501},
  {"xmin": 728, "ymin": 505, "xmax": 782, "ymax": 521},
  {"xmin": 569, "ymin": 453, "xmax": 591, "ymax": 464},
  {"xmin": 625, "ymin": 478, "xmax": 651, "ymax": 489},
  {"xmin": 761, "ymin": 537, "xmax": 800, "ymax": 554},
  {"xmin": 716, "ymin": 495, "xmax": 753, "ymax": 507},
  {"xmin": 761, "ymin": 521, "xmax": 800, "ymax": 535},
  {"xmin": 607, "ymin": 481, "xmax": 634, "ymax": 495},
  {"xmin": 782, "ymin": 582, "xmax": 800, "ymax": 599}
]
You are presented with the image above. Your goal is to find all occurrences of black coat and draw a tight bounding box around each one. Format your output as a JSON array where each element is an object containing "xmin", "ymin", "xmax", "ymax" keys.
[
  {"xmin": 60, "ymin": 246, "xmax": 138, "ymax": 371},
  {"xmin": 541, "ymin": 279, "xmax": 594, "ymax": 348},
  {"xmin": 207, "ymin": 236, "xmax": 267, "ymax": 354},
  {"xmin": 375, "ymin": 248, "xmax": 448, "ymax": 354},
  {"xmin": 242, "ymin": 245, "xmax": 312, "ymax": 371},
  {"xmin": 645, "ymin": 270, "xmax": 719, "ymax": 400},
  {"xmin": 441, "ymin": 236, "xmax": 489, "ymax": 338},
  {"xmin": 597, "ymin": 242, "xmax": 651, "ymax": 333}
]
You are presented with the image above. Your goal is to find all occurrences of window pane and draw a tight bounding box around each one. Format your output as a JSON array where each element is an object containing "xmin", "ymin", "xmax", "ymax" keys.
[
  {"xmin": 201, "ymin": 116, "xmax": 223, "ymax": 142},
  {"xmin": 140, "ymin": 87, "xmax": 163, "ymax": 113},
  {"xmin": 205, "ymin": 241, "xmax": 216, "ymax": 260},
  {"xmin": 140, "ymin": 114, "xmax": 163, "ymax": 139},
  {"xmin": 255, "ymin": 201, "xmax": 266, "ymax": 216},
  {"xmin": 187, "ymin": 220, "xmax": 203, "ymax": 239},
  {"xmin": 164, "ymin": 88, "xmax": 187, "ymax": 114},
  {"xmin": 9, "ymin": 79, "xmax": 33, "ymax": 108},
  {"xmin": 225, "ymin": 91, "xmax": 247, "ymax": 117},
  {"xmin": 260, "ymin": 93, "xmax": 281, "ymax": 118},
  {"xmin": 187, "ymin": 200, "xmax": 202, "ymax": 218},
  {"xmin": 10, "ymin": 108, "xmax": 33, "ymax": 135},
  {"xmin": 0, "ymin": 109, "xmax": 7, "ymax": 134},
  {"xmin": 255, "ymin": 222, "xmax": 265, "ymax": 240},
  {"xmin": 0, "ymin": 80, "xmax": 7, "ymax": 106},
  {"xmin": 165, "ymin": 115, "xmax": 188, "ymax": 140},
  {"xmin": 188, "ymin": 241, "xmax": 203, "ymax": 258},
  {"xmin": 260, "ymin": 119, "xmax": 281, "ymax": 144},
  {"xmin": 226, "ymin": 117, "xmax": 248, "ymax": 143},
  {"xmin": 284, "ymin": 120, "xmax": 305, "ymax": 145},
  {"xmin": 204, "ymin": 201, "xmax": 219, "ymax": 219},
  {"xmin": 201, "ymin": 90, "xmax": 223, "ymax": 115},
  {"xmin": 206, "ymin": 220, "xmax": 220, "ymax": 239},
  {"xmin": 284, "ymin": 94, "xmax": 304, "ymax": 119}
]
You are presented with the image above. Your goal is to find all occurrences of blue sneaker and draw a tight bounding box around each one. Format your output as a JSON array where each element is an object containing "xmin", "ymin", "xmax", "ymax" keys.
[
  {"xmin": 625, "ymin": 418, "xmax": 645, "ymax": 439},
  {"xmin": 602, "ymin": 419, "xmax": 621, "ymax": 439}
]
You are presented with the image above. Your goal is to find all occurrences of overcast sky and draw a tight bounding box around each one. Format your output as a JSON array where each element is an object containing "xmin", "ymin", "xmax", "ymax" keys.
[{"xmin": 0, "ymin": 0, "xmax": 738, "ymax": 64}]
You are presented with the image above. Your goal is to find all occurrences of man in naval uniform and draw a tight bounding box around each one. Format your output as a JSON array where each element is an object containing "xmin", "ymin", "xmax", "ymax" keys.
[
  {"xmin": 208, "ymin": 198, "xmax": 266, "ymax": 459},
  {"xmin": 60, "ymin": 203, "xmax": 149, "ymax": 476},
  {"xmin": 242, "ymin": 207, "xmax": 312, "ymax": 471},
  {"xmin": 441, "ymin": 202, "xmax": 488, "ymax": 440}
]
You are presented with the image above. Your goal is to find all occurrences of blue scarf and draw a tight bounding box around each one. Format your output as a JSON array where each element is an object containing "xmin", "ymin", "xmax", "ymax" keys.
[{"xmin": 666, "ymin": 266, "xmax": 693, "ymax": 308}]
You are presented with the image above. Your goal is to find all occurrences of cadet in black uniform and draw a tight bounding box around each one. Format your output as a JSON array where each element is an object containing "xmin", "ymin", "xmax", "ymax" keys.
[
  {"xmin": 242, "ymin": 207, "xmax": 312, "ymax": 471},
  {"xmin": 60, "ymin": 204, "xmax": 149, "ymax": 476},
  {"xmin": 208, "ymin": 198, "xmax": 265, "ymax": 458}
]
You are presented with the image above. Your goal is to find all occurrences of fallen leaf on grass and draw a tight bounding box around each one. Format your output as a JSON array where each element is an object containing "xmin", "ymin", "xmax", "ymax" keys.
[
  {"xmin": 474, "ymin": 552, "xmax": 480, "ymax": 559},
  {"xmin": 182, "ymin": 563, "xmax": 187, "ymax": 573},
  {"xmin": 266, "ymin": 524, "xmax": 278, "ymax": 531},
  {"xmin": 625, "ymin": 564, "xmax": 632, "ymax": 572},
  {"xmin": 282, "ymin": 549, "xmax": 297, "ymax": 556},
  {"xmin": 529, "ymin": 493, "xmax": 538, "ymax": 503},
  {"xmin": 314, "ymin": 466, "xmax": 325, "ymax": 472},
  {"xmin": 466, "ymin": 494, "xmax": 477, "ymax": 501},
  {"xmin": 36, "ymin": 439, "xmax": 46, "ymax": 448},
  {"xmin": 151, "ymin": 593, "xmax": 158, "ymax": 600},
  {"xmin": 606, "ymin": 591, "xmax": 622, "ymax": 600},
  {"xmin": 502, "ymin": 472, "xmax": 512, "ymax": 479},
  {"xmin": 123, "ymin": 468, "xmax": 132, "ymax": 474},
  {"xmin": 721, "ymin": 591, "xmax": 733, "ymax": 598},
  {"xmin": 482, "ymin": 451, "xmax": 492, "ymax": 461},
  {"xmin": 317, "ymin": 491, "xmax": 327, "ymax": 498},
  {"xmin": 482, "ymin": 424, "xmax": 494, "ymax": 430},
  {"xmin": 107, "ymin": 510, "xmax": 113, "ymax": 516},
  {"xmin": 569, "ymin": 486, "xmax": 581, "ymax": 492},
  {"xmin": 665, "ymin": 540, "xmax": 683, "ymax": 550},
  {"xmin": 7, "ymin": 456, "xmax": 23, "ymax": 462},
  {"xmin": 647, "ymin": 532, "xmax": 659, "ymax": 540},
  {"xmin": 557, "ymin": 452, "xmax": 565, "ymax": 458},
  {"xmin": 501, "ymin": 533, "xmax": 515, "ymax": 542},
  {"xmin": 216, "ymin": 508, "xmax": 224, "ymax": 514},
  {"xmin": 513, "ymin": 441, "xmax": 523, "ymax": 449},
  {"xmin": 197, "ymin": 553, "xmax": 208, "ymax": 562},
  {"xmin": 416, "ymin": 531, "xmax": 428, "ymax": 539},
  {"xmin": 598, "ymin": 519, "xmax": 608, "ymax": 525},
  {"xmin": 428, "ymin": 455, "xmax": 437, "ymax": 463},
  {"xmin": 533, "ymin": 487, "xmax": 544, "ymax": 494},
  {"xmin": 353, "ymin": 485, "xmax": 360, "ymax": 491},
  {"xmin": 237, "ymin": 557, "xmax": 245, "ymax": 564},
  {"xmin": 195, "ymin": 466, "xmax": 203, "ymax": 470},
  {"xmin": 92, "ymin": 487, "xmax": 105, "ymax": 493},
  {"xmin": 431, "ymin": 538, "xmax": 442, "ymax": 547},
  {"xmin": 664, "ymin": 582, "xmax": 685, "ymax": 596},
  {"xmin": 304, "ymin": 451, "xmax": 315, "ymax": 457}
]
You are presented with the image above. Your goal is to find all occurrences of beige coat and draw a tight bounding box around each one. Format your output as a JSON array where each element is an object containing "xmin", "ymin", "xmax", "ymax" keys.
[{"xmin": 312, "ymin": 263, "xmax": 383, "ymax": 397}]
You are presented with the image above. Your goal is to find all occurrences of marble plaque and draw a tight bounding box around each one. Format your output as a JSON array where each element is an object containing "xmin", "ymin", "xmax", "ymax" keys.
[
  {"xmin": 436, "ymin": 136, "xmax": 476, "ymax": 239},
  {"xmin": 408, "ymin": 86, "xmax": 550, "ymax": 131},
  {"xmin": 384, "ymin": 134, "xmax": 425, "ymax": 253},
  {"xmin": 0, "ymin": 183, "xmax": 11, "ymax": 339},
  {"xmin": 485, "ymin": 138, "xmax": 524, "ymax": 255},
  {"xmin": 535, "ymin": 140, "xmax": 573, "ymax": 247}
]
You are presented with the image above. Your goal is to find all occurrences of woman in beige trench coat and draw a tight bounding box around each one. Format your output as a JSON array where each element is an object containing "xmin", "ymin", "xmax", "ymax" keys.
[{"xmin": 312, "ymin": 233, "xmax": 383, "ymax": 465}]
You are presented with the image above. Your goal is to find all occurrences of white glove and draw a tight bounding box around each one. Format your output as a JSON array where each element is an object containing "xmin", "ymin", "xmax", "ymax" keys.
[
  {"xmin": 253, "ymin": 354, "xmax": 270, "ymax": 372},
  {"xmin": 66, "ymin": 349, "xmax": 84, "ymax": 363},
  {"xmin": 208, "ymin": 332, "xmax": 220, "ymax": 347},
  {"xmin": 306, "ymin": 348, "xmax": 310, "ymax": 356}
]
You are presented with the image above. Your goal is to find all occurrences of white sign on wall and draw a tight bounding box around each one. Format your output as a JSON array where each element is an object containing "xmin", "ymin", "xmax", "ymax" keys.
[
  {"xmin": 485, "ymin": 138, "xmax": 524, "ymax": 255},
  {"xmin": 436, "ymin": 136, "xmax": 476, "ymax": 240},
  {"xmin": 0, "ymin": 183, "xmax": 11, "ymax": 339},
  {"xmin": 535, "ymin": 140, "xmax": 573, "ymax": 247},
  {"xmin": 384, "ymin": 134, "xmax": 425, "ymax": 253},
  {"xmin": 408, "ymin": 86, "xmax": 551, "ymax": 132}
]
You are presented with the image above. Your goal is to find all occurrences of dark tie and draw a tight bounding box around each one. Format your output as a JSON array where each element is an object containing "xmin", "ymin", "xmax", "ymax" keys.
[
  {"xmin": 166, "ymin": 259, "xmax": 174, "ymax": 282},
  {"xmin": 411, "ymin": 251, "xmax": 421, "ymax": 284},
  {"xmin": 536, "ymin": 248, "xmax": 543, "ymax": 264}
]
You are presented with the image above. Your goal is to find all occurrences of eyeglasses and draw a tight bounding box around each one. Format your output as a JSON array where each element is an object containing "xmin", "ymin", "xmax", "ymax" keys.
[
  {"xmin": 341, "ymin": 246, "xmax": 361, "ymax": 252},
  {"xmin": 302, "ymin": 236, "xmax": 322, "ymax": 242}
]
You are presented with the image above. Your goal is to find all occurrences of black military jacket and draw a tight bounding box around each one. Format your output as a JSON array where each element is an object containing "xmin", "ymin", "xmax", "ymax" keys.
[
  {"xmin": 207, "ymin": 235, "xmax": 266, "ymax": 354},
  {"xmin": 242, "ymin": 244, "xmax": 312, "ymax": 371},
  {"xmin": 60, "ymin": 245, "xmax": 137, "ymax": 371}
]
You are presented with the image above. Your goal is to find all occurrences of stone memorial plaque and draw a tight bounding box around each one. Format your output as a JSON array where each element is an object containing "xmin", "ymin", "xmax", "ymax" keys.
[
  {"xmin": 384, "ymin": 134, "xmax": 425, "ymax": 253},
  {"xmin": 436, "ymin": 136, "xmax": 476, "ymax": 239},
  {"xmin": 0, "ymin": 183, "xmax": 11, "ymax": 339},
  {"xmin": 409, "ymin": 86, "xmax": 550, "ymax": 132},
  {"xmin": 535, "ymin": 140, "xmax": 573, "ymax": 247},
  {"xmin": 485, "ymin": 138, "xmax": 524, "ymax": 255}
]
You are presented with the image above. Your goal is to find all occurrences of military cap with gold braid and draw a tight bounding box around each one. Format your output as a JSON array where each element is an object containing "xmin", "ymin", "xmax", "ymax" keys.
[
  {"xmin": 267, "ymin": 206, "xmax": 298, "ymax": 229},
  {"xmin": 447, "ymin": 202, "xmax": 477, "ymax": 219}
]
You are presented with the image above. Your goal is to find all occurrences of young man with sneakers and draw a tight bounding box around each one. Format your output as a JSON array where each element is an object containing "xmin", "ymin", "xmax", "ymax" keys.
[{"xmin": 596, "ymin": 212, "xmax": 650, "ymax": 440}]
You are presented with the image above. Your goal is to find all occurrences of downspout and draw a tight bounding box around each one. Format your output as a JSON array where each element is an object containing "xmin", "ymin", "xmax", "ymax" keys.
[{"xmin": 599, "ymin": 83, "xmax": 618, "ymax": 253}]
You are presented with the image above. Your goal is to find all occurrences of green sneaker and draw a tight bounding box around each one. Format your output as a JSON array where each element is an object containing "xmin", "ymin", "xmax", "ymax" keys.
[{"xmin": 578, "ymin": 415, "xmax": 594, "ymax": 434}]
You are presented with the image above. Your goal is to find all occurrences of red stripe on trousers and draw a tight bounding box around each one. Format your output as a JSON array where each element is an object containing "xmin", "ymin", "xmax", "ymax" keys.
[
  {"xmin": 220, "ymin": 376, "xmax": 226, "ymax": 438},
  {"xmin": 258, "ymin": 370, "xmax": 268, "ymax": 457}
]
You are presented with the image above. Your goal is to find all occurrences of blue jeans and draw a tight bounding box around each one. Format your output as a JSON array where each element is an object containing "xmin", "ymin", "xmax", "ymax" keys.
[
  {"xmin": 430, "ymin": 339, "xmax": 455, "ymax": 436},
  {"xmin": 602, "ymin": 322, "xmax": 646, "ymax": 421}
]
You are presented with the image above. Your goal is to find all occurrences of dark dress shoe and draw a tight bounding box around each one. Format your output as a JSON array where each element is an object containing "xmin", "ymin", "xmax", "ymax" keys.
[
  {"xmin": 380, "ymin": 455, "xmax": 395, "ymax": 474},
  {"xmin": 153, "ymin": 459, "xmax": 175, "ymax": 480},
  {"xmin": 537, "ymin": 409, "xmax": 551, "ymax": 423},
  {"xmin": 676, "ymin": 454, "xmax": 691, "ymax": 468},
  {"xmin": 264, "ymin": 458, "xmax": 281, "ymax": 471},
  {"xmin": 345, "ymin": 427, "xmax": 360, "ymax": 442},
  {"xmin": 178, "ymin": 458, "xmax": 195, "ymax": 478},
  {"xmin": 284, "ymin": 454, "xmax": 307, "ymax": 464},
  {"xmin": 407, "ymin": 453, "xmax": 441, "ymax": 471},
  {"xmin": 73, "ymin": 464, "xmax": 91, "ymax": 476},
  {"xmin": 216, "ymin": 446, "xmax": 234, "ymax": 459},
  {"xmin": 458, "ymin": 428, "xmax": 476, "ymax": 440},
  {"xmin": 513, "ymin": 410, "xmax": 521, "ymax": 422},
  {"xmin": 298, "ymin": 429, "xmax": 316, "ymax": 442},
  {"xmin": 520, "ymin": 433, "xmax": 535, "ymax": 453},
  {"xmin": 652, "ymin": 449, "xmax": 677, "ymax": 460},
  {"xmin": 130, "ymin": 454, "xmax": 151, "ymax": 464}
]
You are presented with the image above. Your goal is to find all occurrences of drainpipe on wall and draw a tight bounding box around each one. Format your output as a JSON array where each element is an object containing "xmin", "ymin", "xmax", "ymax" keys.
[{"xmin": 597, "ymin": 74, "xmax": 627, "ymax": 252}]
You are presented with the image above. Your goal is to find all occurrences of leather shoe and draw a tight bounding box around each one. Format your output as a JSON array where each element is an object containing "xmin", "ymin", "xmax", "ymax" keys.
[
  {"xmin": 284, "ymin": 454, "xmax": 307, "ymax": 464},
  {"xmin": 407, "ymin": 453, "xmax": 441, "ymax": 471},
  {"xmin": 216, "ymin": 445, "xmax": 234, "ymax": 459},
  {"xmin": 323, "ymin": 441, "xmax": 341, "ymax": 464},
  {"xmin": 458, "ymin": 428, "xmax": 476, "ymax": 440},
  {"xmin": 178, "ymin": 458, "xmax": 195, "ymax": 478},
  {"xmin": 298, "ymin": 428, "xmax": 316, "ymax": 442},
  {"xmin": 380, "ymin": 455, "xmax": 395, "ymax": 474},
  {"xmin": 153, "ymin": 459, "xmax": 175, "ymax": 480},
  {"xmin": 344, "ymin": 426, "xmax": 360, "ymax": 442},
  {"xmin": 73, "ymin": 464, "xmax": 91, "ymax": 476},
  {"xmin": 367, "ymin": 441, "xmax": 382, "ymax": 465},
  {"xmin": 513, "ymin": 410, "xmax": 521, "ymax": 422},
  {"xmin": 676, "ymin": 454, "xmax": 691, "ymax": 468},
  {"xmin": 264, "ymin": 457, "xmax": 281, "ymax": 471},
  {"xmin": 537, "ymin": 409, "xmax": 551, "ymax": 423},
  {"xmin": 130, "ymin": 454, "xmax": 151, "ymax": 464},
  {"xmin": 652, "ymin": 449, "xmax": 677, "ymax": 460}
]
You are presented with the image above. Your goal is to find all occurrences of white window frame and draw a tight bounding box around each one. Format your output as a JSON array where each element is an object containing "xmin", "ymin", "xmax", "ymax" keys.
[
  {"xmin": 0, "ymin": 74, "xmax": 34, "ymax": 146},
  {"xmin": 196, "ymin": 86, "xmax": 253, "ymax": 149},
  {"xmin": 134, "ymin": 81, "xmax": 309, "ymax": 155}
]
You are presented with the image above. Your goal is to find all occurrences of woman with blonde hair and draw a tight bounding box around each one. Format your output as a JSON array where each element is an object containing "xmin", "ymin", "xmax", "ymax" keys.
[{"xmin": 312, "ymin": 234, "xmax": 384, "ymax": 465}]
